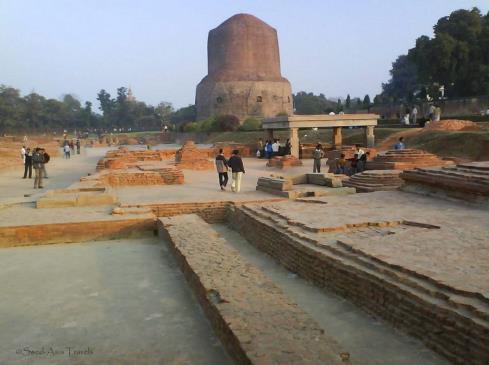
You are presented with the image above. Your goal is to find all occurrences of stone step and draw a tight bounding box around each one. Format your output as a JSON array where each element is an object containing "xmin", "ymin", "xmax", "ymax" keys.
[
  {"xmin": 233, "ymin": 205, "xmax": 489, "ymax": 364},
  {"xmin": 240, "ymin": 204, "xmax": 489, "ymax": 323},
  {"xmin": 158, "ymin": 214, "xmax": 358, "ymax": 365}
]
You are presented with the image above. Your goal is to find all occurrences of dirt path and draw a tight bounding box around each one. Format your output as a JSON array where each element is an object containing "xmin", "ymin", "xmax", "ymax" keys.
[{"xmin": 377, "ymin": 128, "xmax": 423, "ymax": 151}]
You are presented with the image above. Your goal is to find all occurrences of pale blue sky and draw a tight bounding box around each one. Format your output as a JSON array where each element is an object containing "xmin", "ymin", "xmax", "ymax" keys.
[{"xmin": 1, "ymin": 0, "xmax": 488, "ymax": 109}]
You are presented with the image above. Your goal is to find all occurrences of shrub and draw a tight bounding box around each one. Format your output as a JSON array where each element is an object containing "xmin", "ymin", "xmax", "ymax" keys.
[
  {"xmin": 182, "ymin": 122, "xmax": 199, "ymax": 132},
  {"xmin": 199, "ymin": 117, "xmax": 218, "ymax": 132},
  {"xmin": 216, "ymin": 114, "xmax": 240, "ymax": 131},
  {"xmin": 239, "ymin": 117, "xmax": 262, "ymax": 131}
]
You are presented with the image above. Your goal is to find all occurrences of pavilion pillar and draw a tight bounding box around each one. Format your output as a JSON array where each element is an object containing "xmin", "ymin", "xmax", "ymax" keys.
[
  {"xmin": 267, "ymin": 129, "xmax": 274, "ymax": 141},
  {"xmin": 289, "ymin": 127, "xmax": 299, "ymax": 158},
  {"xmin": 332, "ymin": 127, "xmax": 342, "ymax": 149},
  {"xmin": 365, "ymin": 126, "xmax": 375, "ymax": 147}
]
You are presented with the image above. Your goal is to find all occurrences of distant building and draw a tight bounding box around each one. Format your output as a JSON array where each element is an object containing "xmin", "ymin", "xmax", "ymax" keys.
[
  {"xmin": 195, "ymin": 14, "xmax": 293, "ymax": 122},
  {"xmin": 127, "ymin": 87, "xmax": 136, "ymax": 102}
]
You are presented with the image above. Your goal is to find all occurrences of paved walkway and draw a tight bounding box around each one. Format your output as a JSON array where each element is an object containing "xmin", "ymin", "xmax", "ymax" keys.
[
  {"xmin": 0, "ymin": 238, "xmax": 232, "ymax": 365},
  {"xmin": 0, "ymin": 147, "xmax": 113, "ymax": 206}
]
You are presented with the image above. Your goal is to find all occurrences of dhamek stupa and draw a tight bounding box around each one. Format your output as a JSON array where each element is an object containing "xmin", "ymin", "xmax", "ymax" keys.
[{"xmin": 195, "ymin": 14, "xmax": 293, "ymax": 121}]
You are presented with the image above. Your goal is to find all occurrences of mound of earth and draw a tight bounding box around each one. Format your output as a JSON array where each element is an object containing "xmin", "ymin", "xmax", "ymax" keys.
[{"xmin": 425, "ymin": 119, "xmax": 480, "ymax": 131}]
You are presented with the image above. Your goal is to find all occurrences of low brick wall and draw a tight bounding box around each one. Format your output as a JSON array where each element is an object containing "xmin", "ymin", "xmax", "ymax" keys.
[
  {"xmin": 228, "ymin": 206, "xmax": 489, "ymax": 365},
  {"xmin": 0, "ymin": 217, "xmax": 156, "ymax": 248},
  {"xmin": 103, "ymin": 169, "xmax": 184, "ymax": 186},
  {"xmin": 158, "ymin": 215, "xmax": 357, "ymax": 365},
  {"xmin": 122, "ymin": 199, "xmax": 284, "ymax": 223}
]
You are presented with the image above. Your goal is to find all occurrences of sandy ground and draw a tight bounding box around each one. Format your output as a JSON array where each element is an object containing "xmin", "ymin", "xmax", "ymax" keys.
[
  {"xmin": 115, "ymin": 157, "xmax": 320, "ymax": 205},
  {"xmin": 0, "ymin": 148, "xmax": 328, "ymax": 225},
  {"xmin": 0, "ymin": 237, "xmax": 232, "ymax": 365},
  {"xmin": 0, "ymin": 147, "xmax": 114, "ymax": 206}
]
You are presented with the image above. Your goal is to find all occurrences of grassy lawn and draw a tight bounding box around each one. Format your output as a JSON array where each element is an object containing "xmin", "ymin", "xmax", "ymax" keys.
[{"xmin": 405, "ymin": 130, "xmax": 489, "ymax": 160}]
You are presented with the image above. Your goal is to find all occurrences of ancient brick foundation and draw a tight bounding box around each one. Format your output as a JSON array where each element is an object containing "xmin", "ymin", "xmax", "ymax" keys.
[
  {"xmin": 121, "ymin": 198, "xmax": 284, "ymax": 223},
  {"xmin": 158, "ymin": 215, "xmax": 354, "ymax": 365},
  {"xmin": 0, "ymin": 217, "xmax": 155, "ymax": 248},
  {"xmin": 102, "ymin": 168, "xmax": 184, "ymax": 186},
  {"xmin": 227, "ymin": 204, "xmax": 489, "ymax": 365},
  {"xmin": 401, "ymin": 161, "xmax": 489, "ymax": 204},
  {"xmin": 175, "ymin": 141, "xmax": 214, "ymax": 170},
  {"xmin": 266, "ymin": 155, "xmax": 302, "ymax": 169},
  {"xmin": 343, "ymin": 170, "xmax": 404, "ymax": 192},
  {"xmin": 366, "ymin": 149, "xmax": 452, "ymax": 170}
]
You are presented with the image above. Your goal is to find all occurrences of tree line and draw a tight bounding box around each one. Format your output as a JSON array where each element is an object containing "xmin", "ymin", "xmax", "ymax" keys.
[
  {"xmin": 0, "ymin": 85, "xmax": 197, "ymax": 134},
  {"xmin": 380, "ymin": 7, "xmax": 489, "ymax": 103}
]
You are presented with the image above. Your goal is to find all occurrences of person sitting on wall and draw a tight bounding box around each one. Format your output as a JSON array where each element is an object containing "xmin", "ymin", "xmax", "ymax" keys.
[
  {"xmin": 335, "ymin": 153, "xmax": 348, "ymax": 175},
  {"xmin": 350, "ymin": 153, "xmax": 359, "ymax": 175},
  {"xmin": 359, "ymin": 151, "xmax": 369, "ymax": 172},
  {"xmin": 394, "ymin": 137, "xmax": 405, "ymax": 150}
]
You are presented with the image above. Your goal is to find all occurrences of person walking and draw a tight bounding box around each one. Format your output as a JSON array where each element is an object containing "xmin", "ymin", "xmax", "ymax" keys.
[
  {"xmin": 23, "ymin": 147, "xmax": 32, "ymax": 179},
  {"xmin": 215, "ymin": 149, "xmax": 229, "ymax": 191},
  {"xmin": 32, "ymin": 148, "xmax": 44, "ymax": 189},
  {"xmin": 228, "ymin": 149, "xmax": 245, "ymax": 193},
  {"xmin": 313, "ymin": 144, "xmax": 324, "ymax": 173},
  {"xmin": 76, "ymin": 139, "xmax": 81, "ymax": 154},
  {"xmin": 64, "ymin": 144, "xmax": 71, "ymax": 159}
]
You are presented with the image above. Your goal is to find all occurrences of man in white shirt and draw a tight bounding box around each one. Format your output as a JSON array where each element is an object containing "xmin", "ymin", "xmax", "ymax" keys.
[
  {"xmin": 21, "ymin": 145, "xmax": 26, "ymax": 163},
  {"xmin": 271, "ymin": 139, "xmax": 279, "ymax": 156}
]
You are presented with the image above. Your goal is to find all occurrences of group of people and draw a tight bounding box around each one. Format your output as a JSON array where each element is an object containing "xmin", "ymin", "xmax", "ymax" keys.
[
  {"xmin": 313, "ymin": 144, "xmax": 368, "ymax": 176},
  {"xmin": 215, "ymin": 149, "xmax": 245, "ymax": 192},
  {"xmin": 21, "ymin": 146, "xmax": 50, "ymax": 188},
  {"xmin": 401, "ymin": 105, "xmax": 442, "ymax": 125},
  {"xmin": 257, "ymin": 138, "xmax": 292, "ymax": 159},
  {"xmin": 63, "ymin": 139, "xmax": 81, "ymax": 159}
]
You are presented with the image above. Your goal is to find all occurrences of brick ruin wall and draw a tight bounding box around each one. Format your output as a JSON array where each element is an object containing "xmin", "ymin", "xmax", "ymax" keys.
[
  {"xmin": 102, "ymin": 169, "xmax": 184, "ymax": 186},
  {"xmin": 122, "ymin": 199, "xmax": 285, "ymax": 224},
  {"xmin": 226, "ymin": 206, "xmax": 489, "ymax": 365},
  {"xmin": 0, "ymin": 218, "xmax": 156, "ymax": 248}
]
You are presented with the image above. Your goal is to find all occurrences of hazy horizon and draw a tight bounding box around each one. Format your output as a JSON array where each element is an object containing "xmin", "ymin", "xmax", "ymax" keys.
[{"xmin": 1, "ymin": 0, "xmax": 488, "ymax": 110}]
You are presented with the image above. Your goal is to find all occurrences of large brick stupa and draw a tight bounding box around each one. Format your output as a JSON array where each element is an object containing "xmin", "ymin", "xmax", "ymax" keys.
[{"xmin": 195, "ymin": 14, "xmax": 293, "ymax": 121}]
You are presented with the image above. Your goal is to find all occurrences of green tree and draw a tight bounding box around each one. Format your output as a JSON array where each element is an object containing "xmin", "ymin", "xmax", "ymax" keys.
[
  {"xmin": 336, "ymin": 98, "xmax": 342, "ymax": 113},
  {"xmin": 384, "ymin": 7, "xmax": 489, "ymax": 98},
  {"xmin": 293, "ymin": 92, "xmax": 336, "ymax": 114},
  {"xmin": 345, "ymin": 94, "xmax": 351, "ymax": 108},
  {"xmin": 362, "ymin": 94, "xmax": 371, "ymax": 110}
]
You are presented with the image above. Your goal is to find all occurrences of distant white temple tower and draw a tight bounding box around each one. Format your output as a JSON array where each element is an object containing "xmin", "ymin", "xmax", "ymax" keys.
[{"xmin": 127, "ymin": 87, "xmax": 136, "ymax": 102}]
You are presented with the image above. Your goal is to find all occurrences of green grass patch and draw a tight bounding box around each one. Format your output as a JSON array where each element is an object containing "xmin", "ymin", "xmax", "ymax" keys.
[{"xmin": 405, "ymin": 130, "xmax": 489, "ymax": 159}]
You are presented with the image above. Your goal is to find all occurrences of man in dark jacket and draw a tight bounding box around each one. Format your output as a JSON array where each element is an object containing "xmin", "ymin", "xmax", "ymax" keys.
[
  {"xmin": 23, "ymin": 147, "xmax": 32, "ymax": 179},
  {"xmin": 32, "ymin": 148, "xmax": 44, "ymax": 188},
  {"xmin": 227, "ymin": 149, "xmax": 245, "ymax": 193},
  {"xmin": 215, "ymin": 149, "xmax": 229, "ymax": 191}
]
